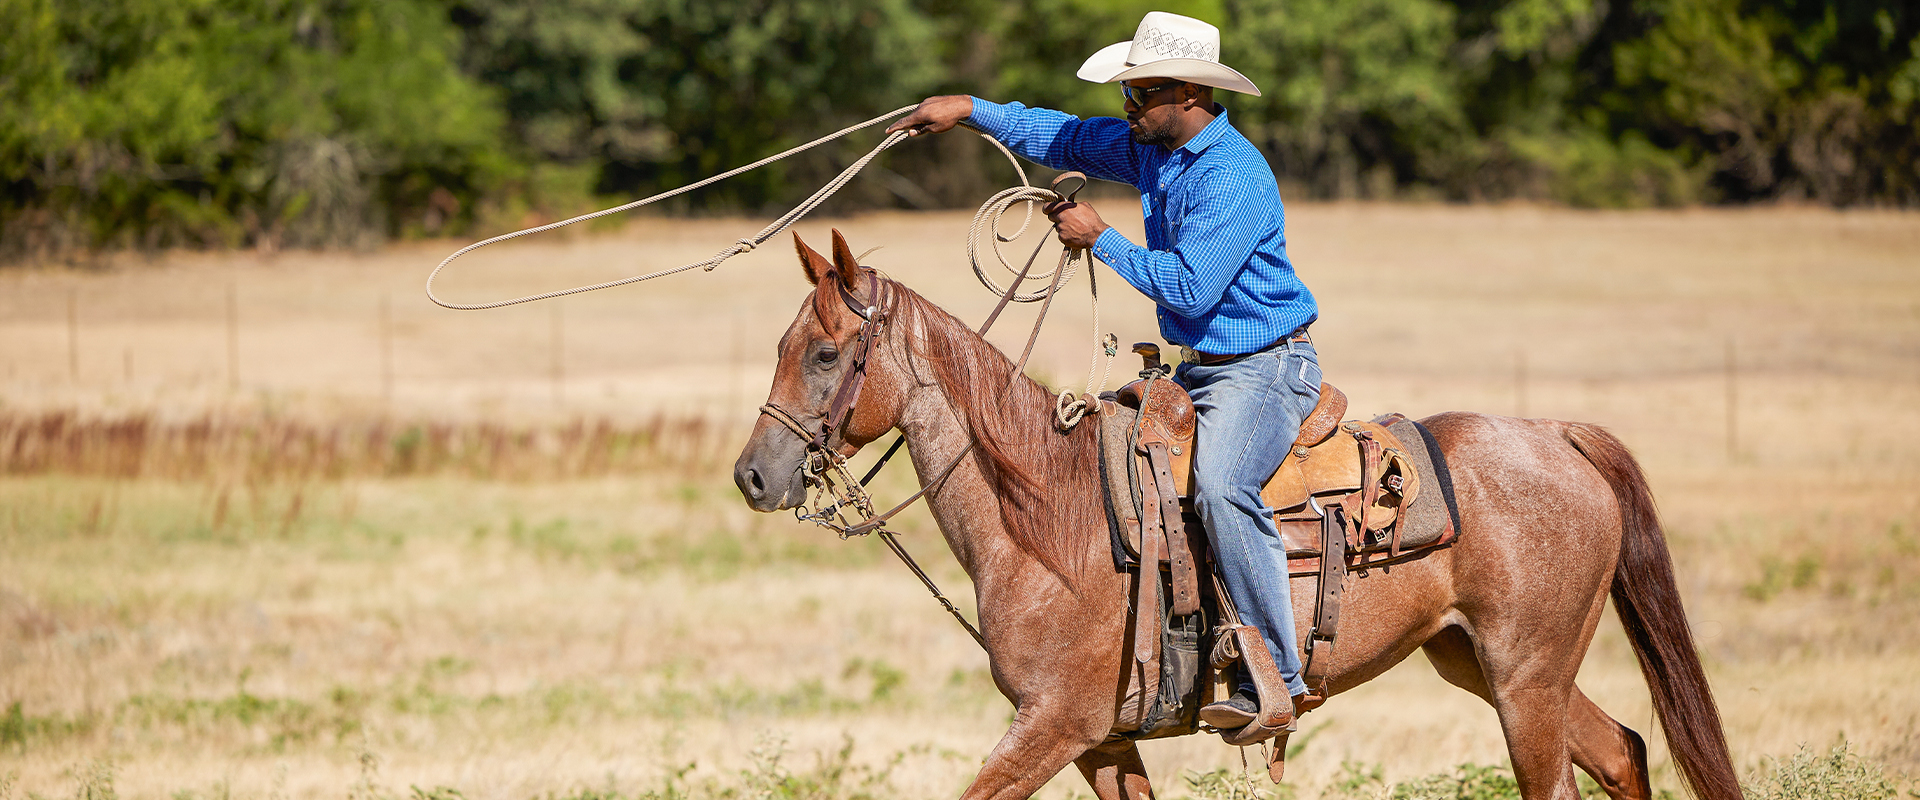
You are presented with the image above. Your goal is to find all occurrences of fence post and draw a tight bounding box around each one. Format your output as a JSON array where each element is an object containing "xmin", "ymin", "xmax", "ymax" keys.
[
  {"xmin": 226, "ymin": 281, "xmax": 239, "ymax": 391},
  {"xmin": 1514, "ymin": 348, "xmax": 1528, "ymax": 418},
  {"xmin": 67, "ymin": 288, "xmax": 78, "ymax": 382},
  {"xmin": 551, "ymin": 301, "xmax": 564, "ymax": 407},
  {"xmin": 381, "ymin": 295, "xmax": 394, "ymax": 405},
  {"xmin": 1725, "ymin": 336, "xmax": 1738, "ymax": 461}
]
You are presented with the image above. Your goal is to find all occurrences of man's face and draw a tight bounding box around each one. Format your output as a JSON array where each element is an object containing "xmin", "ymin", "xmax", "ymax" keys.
[{"xmin": 1122, "ymin": 79, "xmax": 1186, "ymax": 146}]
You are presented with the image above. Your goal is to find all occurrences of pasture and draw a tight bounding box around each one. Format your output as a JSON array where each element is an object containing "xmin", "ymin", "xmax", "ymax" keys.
[{"xmin": 2, "ymin": 203, "xmax": 1917, "ymax": 799}]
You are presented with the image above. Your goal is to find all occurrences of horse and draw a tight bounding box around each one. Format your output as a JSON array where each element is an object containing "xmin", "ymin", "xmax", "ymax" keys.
[{"xmin": 731, "ymin": 230, "xmax": 1740, "ymax": 800}]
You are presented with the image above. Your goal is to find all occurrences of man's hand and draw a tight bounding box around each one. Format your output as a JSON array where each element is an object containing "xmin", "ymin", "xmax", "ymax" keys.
[
  {"xmin": 1045, "ymin": 201, "xmax": 1109, "ymax": 250},
  {"xmin": 885, "ymin": 95, "xmax": 974, "ymax": 137}
]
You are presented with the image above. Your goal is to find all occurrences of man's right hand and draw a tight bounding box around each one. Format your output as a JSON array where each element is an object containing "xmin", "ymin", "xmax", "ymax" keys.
[{"xmin": 885, "ymin": 95, "xmax": 974, "ymax": 137}]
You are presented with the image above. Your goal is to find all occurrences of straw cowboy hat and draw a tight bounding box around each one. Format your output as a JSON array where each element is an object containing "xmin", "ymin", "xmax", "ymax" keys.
[{"xmin": 1076, "ymin": 11, "xmax": 1262, "ymax": 97}]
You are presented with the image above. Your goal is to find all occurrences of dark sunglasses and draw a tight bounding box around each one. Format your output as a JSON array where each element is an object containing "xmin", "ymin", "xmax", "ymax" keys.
[{"xmin": 1120, "ymin": 82, "xmax": 1179, "ymax": 106}]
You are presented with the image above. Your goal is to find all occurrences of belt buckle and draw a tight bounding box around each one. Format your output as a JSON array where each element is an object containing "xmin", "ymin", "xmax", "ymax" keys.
[{"xmin": 1180, "ymin": 346, "xmax": 1201, "ymax": 364}]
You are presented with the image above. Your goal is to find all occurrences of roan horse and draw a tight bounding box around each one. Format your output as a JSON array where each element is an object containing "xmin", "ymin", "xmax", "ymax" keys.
[{"xmin": 733, "ymin": 231, "xmax": 1740, "ymax": 800}]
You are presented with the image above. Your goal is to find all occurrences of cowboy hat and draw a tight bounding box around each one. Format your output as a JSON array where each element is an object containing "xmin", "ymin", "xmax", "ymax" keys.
[{"xmin": 1076, "ymin": 11, "xmax": 1261, "ymax": 97}]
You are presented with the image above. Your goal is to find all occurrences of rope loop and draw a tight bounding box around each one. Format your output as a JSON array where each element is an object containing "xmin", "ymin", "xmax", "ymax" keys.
[
  {"xmin": 1054, "ymin": 390, "xmax": 1089, "ymax": 431},
  {"xmin": 427, "ymin": 106, "xmax": 924, "ymax": 310}
]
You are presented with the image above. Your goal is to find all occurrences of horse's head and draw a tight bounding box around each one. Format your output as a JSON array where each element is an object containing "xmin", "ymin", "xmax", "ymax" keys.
[{"xmin": 733, "ymin": 229, "xmax": 906, "ymax": 512}]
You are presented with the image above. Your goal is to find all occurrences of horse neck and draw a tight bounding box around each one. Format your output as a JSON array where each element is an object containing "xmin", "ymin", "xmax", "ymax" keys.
[{"xmin": 882, "ymin": 287, "xmax": 1104, "ymax": 589}]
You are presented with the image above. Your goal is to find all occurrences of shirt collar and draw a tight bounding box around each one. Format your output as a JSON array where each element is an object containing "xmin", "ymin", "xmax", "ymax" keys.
[{"xmin": 1177, "ymin": 106, "xmax": 1232, "ymax": 156}]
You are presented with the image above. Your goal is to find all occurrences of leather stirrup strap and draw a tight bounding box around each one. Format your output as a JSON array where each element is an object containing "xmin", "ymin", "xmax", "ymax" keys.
[
  {"xmin": 1144, "ymin": 442, "xmax": 1198, "ymax": 615},
  {"xmin": 1303, "ymin": 496, "xmax": 1351, "ymax": 695},
  {"xmin": 1133, "ymin": 458, "xmax": 1167, "ymax": 665}
]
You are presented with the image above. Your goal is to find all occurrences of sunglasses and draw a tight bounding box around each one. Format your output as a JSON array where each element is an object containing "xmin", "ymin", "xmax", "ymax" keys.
[{"xmin": 1120, "ymin": 82, "xmax": 1179, "ymax": 106}]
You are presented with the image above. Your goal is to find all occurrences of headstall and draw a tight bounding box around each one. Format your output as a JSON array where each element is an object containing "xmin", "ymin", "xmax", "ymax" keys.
[{"xmin": 757, "ymin": 269, "xmax": 900, "ymax": 538}]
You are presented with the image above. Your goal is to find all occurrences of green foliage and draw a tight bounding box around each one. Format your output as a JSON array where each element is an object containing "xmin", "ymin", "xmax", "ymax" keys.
[
  {"xmin": 1181, "ymin": 767, "xmax": 1296, "ymax": 800},
  {"xmin": 0, "ymin": 0, "xmax": 516, "ymax": 259},
  {"xmin": 1388, "ymin": 763, "xmax": 1520, "ymax": 800},
  {"xmin": 1743, "ymin": 741, "xmax": 1919, "ymax": 800},
  {"xmin": 0, "ymin": 702, "xmax": 96, "ymax": 752},
  {"xmin": 1226, "ymin": 0, "xmax": 1466, "ymax": 199},
  {"xmin": 2, "ymin": 0, "xmax": 1915, "ymax": 263},
  {"xmin": 1609, "ymin": 0, "xmax": 1920, "ymax": 204},
  {"xmin": 445, "ymin": 0, "xmax": 943, "ymax": 213}
]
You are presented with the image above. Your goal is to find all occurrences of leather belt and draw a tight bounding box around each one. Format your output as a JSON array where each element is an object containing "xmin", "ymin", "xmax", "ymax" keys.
[{"xmin": 1184, "ymin": 325, "xmax": 1312, "ymax": 366}]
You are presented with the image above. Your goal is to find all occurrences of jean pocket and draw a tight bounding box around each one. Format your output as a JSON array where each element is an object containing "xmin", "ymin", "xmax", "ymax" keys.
[{"xmin": 1295, "ymin": 355, "xmax": 1322, "ymax": 392}]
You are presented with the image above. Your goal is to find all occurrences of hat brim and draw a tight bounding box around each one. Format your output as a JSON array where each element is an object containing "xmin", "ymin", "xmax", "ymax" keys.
[{"xmin": 1076, "ymin": 41, "xmax": 1262, "ymax": 97}]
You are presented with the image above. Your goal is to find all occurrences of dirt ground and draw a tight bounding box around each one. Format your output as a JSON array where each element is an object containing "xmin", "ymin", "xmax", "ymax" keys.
[{"xmin": 2, "ymin": 203, "xmax": 1918, "ymax": 799}]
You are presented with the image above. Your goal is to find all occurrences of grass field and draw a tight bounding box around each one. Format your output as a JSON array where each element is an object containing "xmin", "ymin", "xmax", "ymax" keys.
[{"xmin": 2, "ymin": 203, "xmax": 1918, "ymax": 799}]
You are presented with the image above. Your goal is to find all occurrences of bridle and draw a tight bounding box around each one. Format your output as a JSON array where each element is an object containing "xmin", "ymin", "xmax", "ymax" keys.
[
  {"xmin": 751, "ymin": 172, "xmax": 1092, "ymax": 651},
  {"xmin": 756, "ymin": 268, "xmax": 902, "ymax": 537},
  {"xmin": 755, "ymin": 267, "xmax": 991, "ymax": 647}
]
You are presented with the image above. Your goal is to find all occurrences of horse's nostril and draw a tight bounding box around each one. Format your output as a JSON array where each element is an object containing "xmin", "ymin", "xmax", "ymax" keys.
[{"xmin": 747, "ymin": 468, "xmax": 765, "ymax": 496}]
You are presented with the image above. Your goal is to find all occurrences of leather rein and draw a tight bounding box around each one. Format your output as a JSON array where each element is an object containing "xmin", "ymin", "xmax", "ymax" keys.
[{"xmin": 755, "ymin": 221, "xmax": 1084, "ymax": 652}]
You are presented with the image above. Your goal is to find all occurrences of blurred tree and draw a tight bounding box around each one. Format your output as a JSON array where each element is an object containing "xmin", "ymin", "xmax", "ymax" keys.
[
  {"xmin": 1225, "ymin": 0, "xmax": 1467, "ymax": 199},
  {"xmin": 442, "ymin": 0, "xmax": 943, "ymax": 214},
  {"xmin": 0, "ymin": 0, "xmax": 515, "ymax": 259},
  {"xmin": 2, "ymin": 0, "xmax": 1915, "ymax": 263},
  {"xmin": 1607, "ymin": 0, "xmax": 1919, "ymax": 204}
]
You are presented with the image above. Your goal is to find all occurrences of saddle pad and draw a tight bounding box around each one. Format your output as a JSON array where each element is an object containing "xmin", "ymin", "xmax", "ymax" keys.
[
  {"xmin": 1381, "ymin": 416, "xmax": 1461, "ymax": 552},
  {"xmin": 1097, "ymin": 399, "xmax": 1144, "ymax": 570},
  {"xmin": 1283, "ymin": 416, "xmax": 1461, "ymax": 574}
]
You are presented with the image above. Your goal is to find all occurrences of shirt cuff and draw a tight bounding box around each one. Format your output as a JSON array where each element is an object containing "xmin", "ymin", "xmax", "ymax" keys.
[
  {"xmin": 964, "ymin": 97, "xmax": 1012, "ymax": 137},
  {"xmin": 1091, "ymin": 226, "xmax": 1139, "ymax": 268}
]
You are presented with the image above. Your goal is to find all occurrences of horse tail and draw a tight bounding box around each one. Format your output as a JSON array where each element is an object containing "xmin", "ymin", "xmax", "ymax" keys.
[{"xmin": 1564, "ymin": 423, "xmax": 1741, "ymax": 800}]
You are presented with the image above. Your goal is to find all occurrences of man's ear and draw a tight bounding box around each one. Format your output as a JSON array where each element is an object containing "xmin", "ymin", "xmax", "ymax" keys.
[
  {"xmin": 795, "ymin": 232, "xmax": 833, "ymax": 286},
  {"xmin": 829, "ymin": 229, "xmax": 863, "ymax": 296}
]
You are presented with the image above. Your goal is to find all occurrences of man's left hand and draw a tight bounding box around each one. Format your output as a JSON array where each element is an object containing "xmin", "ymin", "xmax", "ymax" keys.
[{"xmin": 1044, "ymin": 201, "xmax": 1109, "ymax": 250}]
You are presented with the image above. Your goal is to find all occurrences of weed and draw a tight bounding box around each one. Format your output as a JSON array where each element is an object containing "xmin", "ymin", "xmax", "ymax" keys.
[
  {"xmin": 1322, "ymin": 762, "xmax": 1386, "ymax": 800},
  {"xmin": 1181, "ymin": 767, "xmax": 1295, "ymax": 800},
  {"xmin": 68, "ymin": 761, "xmax": 117, "ymax": 800},
  {"xmin": 1742, "ymin": 741, "xmax": 1918, "ymax": 800},
  {"xmin": 1, "ymin": 702, "xmax": 97, "ymax": 751},
  {"xmin": 1388, "ymin": 764, "xmax": 1519, "ymax": 800},
  {"xmin": 1744, "ymin": 554, "xmax": 1823, "ymax": 602}
]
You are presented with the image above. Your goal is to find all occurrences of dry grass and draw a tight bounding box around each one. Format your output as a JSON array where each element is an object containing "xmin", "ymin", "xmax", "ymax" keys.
[
  {"xmin": 1, "ymin": 203, "xmax": 1917, "ymax": 799},
  {"xmin": 0, "ymin": 409, "xmax": 726, "ymax": 481}
]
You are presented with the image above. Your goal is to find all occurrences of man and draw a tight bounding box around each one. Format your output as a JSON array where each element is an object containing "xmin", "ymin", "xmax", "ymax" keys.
[{"xmin": 887, "ymin": 11, "xmax": 1321, "ymax": 730}]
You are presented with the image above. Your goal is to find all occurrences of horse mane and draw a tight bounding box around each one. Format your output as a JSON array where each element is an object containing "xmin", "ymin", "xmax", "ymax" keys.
[{"xmin": 883, "ymin": 279, "xmax": 1104, "ymax": 585}]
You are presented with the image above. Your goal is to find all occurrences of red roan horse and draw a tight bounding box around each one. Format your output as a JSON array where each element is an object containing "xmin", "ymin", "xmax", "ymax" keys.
[{"xmin": 732, "ymin": 231, "xmax": 1740, "ymax": 800}]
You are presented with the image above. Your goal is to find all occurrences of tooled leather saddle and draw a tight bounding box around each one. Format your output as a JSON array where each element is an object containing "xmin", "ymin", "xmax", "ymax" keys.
[{"xmin": 1088, "ymin": 344, "xmax": 1460, "ymax": 782}]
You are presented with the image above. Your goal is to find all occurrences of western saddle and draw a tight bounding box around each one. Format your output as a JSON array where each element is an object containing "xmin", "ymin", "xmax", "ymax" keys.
[{"xmin": 1093, "ymin": 343, "xmax": 1458, "ymax": 783}]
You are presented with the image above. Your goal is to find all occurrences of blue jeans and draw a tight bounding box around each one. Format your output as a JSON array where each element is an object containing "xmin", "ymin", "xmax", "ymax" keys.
[{"xmin": 1176, "ymin": 341, "xmax": 1321, "ymax": 698}]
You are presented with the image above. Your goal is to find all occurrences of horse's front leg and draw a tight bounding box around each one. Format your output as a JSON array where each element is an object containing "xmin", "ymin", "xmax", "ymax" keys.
[{"xmin": 960, "ymin": 703, "xmax": 1112, "ymax": 800}]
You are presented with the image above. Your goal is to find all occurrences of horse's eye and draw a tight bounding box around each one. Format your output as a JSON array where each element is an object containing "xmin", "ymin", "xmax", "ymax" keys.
[{"xmin": 816, "ymin": 348, "xmax": 839, "ymax": 366}]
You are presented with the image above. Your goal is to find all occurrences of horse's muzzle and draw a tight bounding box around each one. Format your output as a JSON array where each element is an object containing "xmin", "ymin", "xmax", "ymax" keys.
[{"xmin": 733, "ymin": 432, "xmax": 809, "ymax": 512}]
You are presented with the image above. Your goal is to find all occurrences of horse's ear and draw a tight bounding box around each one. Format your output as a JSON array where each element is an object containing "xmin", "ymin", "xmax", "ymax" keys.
[
  {"xmin": 829, "ymin": 229, "xmax": 861, "ymax": 292},
  {"xmin": 794, "ymin": 232, "xmax": 833, "ymax": 286}
]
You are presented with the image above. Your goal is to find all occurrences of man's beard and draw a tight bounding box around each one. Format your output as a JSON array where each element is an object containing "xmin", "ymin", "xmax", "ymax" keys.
[{"xmin": 1130, "ymin": 114, "xmax": 1176, "ymax": 146}]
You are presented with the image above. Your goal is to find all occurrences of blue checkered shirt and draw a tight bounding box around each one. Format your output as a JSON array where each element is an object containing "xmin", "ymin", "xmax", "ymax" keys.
[{"xmin": 966, "ymin": 98, "xmax": 1316, "ymax": 355}]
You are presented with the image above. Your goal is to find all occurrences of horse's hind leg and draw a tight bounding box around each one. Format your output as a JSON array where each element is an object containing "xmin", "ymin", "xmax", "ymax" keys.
[
  {"xmin": 1567, "ymin": 689, "xmax": 1651, "ymax": 800},
  {"xmin": 1422, "ymin": 627, "xmax": 1651, "ymax": 800},
  {"xmin": 1073, "ymin": 738, "xmax": 1153, "ymax": 800}
]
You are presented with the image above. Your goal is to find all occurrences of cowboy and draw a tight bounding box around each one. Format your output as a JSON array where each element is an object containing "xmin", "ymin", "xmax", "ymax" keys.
[{"xmin": 888, "ymin": 11, "xmax": 1320, "ymax": 732}]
